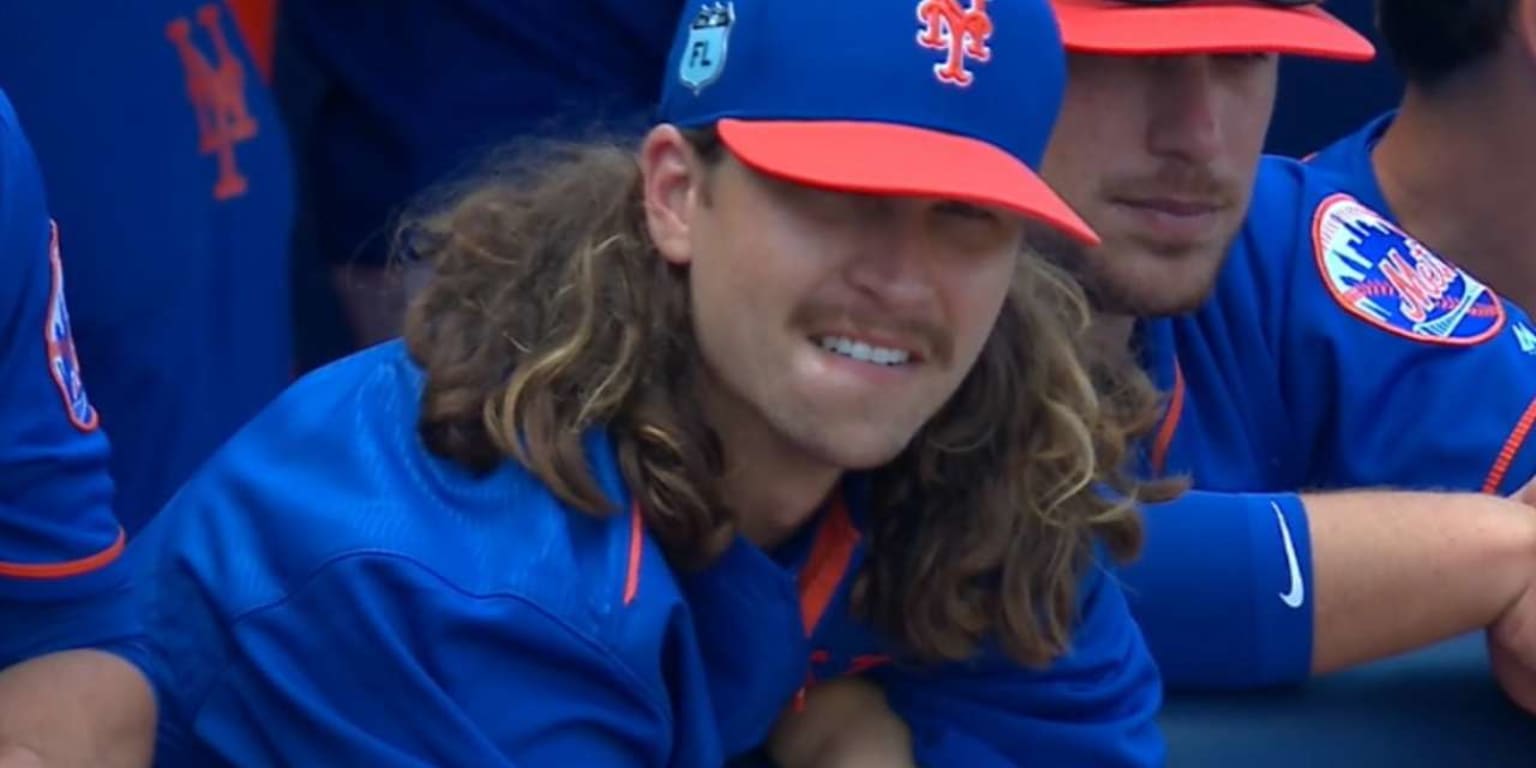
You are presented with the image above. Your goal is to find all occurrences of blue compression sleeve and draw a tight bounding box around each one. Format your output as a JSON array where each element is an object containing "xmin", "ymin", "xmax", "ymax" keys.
[{"xmin": 1120, "ymin": 491, "xmax": 1314, "ymax": 690}]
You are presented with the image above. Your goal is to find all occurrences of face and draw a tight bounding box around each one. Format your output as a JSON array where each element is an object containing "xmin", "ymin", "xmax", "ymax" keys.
[
  {"xmin": 1522, "ymin": 0, "xmax": 1536, "ymax": 68},
  {"xmin": 641, "ymin": 126, "xmax": 1023, "ymax": 472},
  {"xmin": 1039, "ymin": 53, "xmax": 1279, "ymax": 317}
]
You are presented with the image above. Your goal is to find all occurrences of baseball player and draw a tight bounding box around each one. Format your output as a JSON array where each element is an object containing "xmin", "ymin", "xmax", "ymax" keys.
[
  {"xmin": 0, "ymin": 0, "xmax": 296, "ymax": 534},
  {"xmin": 1039, "ymin": 0, "xmax": 1536, "ymax": 709},
  {"xmin": 1307, "ymin": 0, "xmax": 1536, "ymax": 312},
  {"xmin": 122, "ymin": 0, "xmax": 1173, "ymax": 765},
  {"xmin": 0, "ymin": 89, "xmax": 153, "ymax": 768}
]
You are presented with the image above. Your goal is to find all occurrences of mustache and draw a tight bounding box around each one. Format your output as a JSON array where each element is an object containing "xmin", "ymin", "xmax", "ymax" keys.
[
  {"xmin": 1102, "ymin": 165, "xmax": 1242, "ymax": 206},
  {"xmin": 791, "ymin": 303, "xmax": 955, "ymax": 364}
]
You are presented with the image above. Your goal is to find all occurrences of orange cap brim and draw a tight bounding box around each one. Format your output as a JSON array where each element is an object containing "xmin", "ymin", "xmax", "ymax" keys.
[
  {"xmin": 717, "ymin": 119, "xmax": 1100, "ymax": 246},
  {"xmin": 1052, "ymin": 0, "xmax": 1376, "ymax": 61}
]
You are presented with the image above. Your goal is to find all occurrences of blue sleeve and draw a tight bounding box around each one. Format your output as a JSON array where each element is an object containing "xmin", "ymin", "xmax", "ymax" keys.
[
  {"xmin": 1121, "ymin": 491, "xmax": 1314, "ymax": 691},
  {"xmin": 144, "ymin": 553, "xmax": 668, "ymax": 766},
  {"xmin": 1244, "ymin": 157, "xmax": 1536, "ymax": 495},
  {"xmin": 873, "ymin": 556, "xmax": 1165, "ymax": 767},
  {"xmin": 0, "ymin": 90, "xmax": 130, "ymax": 667}
]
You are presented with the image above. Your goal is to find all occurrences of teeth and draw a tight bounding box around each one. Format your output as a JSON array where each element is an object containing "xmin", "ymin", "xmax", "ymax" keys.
[{"xmin": 817, "ymin": 335, "xmax": 911, "ymax": 366}]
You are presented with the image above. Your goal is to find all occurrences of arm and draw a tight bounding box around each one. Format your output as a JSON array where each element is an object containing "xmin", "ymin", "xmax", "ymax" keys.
[
  {"xmin": 0, "ymin": 89, "xmax": 131, "ymax": 669},
  {"xmin": 1124, "ymin": 489, "xmax": 1536, "ymax": 690},
  {"xmin": 0, "ymin": 650, "xmax": 155, "ymax": 768},
  {"xmin": 1308, "ymin": 490, "xmax": 1536, "ymax": 675},
  {"xmin": 150, "ymin": 554, "xmax": 669, "ymax": 766},
  {"xmin": 868, "ymin": 558, "xmax": 1163, "ymax": 767}
]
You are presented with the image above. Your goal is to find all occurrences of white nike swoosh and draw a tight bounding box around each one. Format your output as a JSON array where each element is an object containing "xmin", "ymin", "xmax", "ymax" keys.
[{"xmin": 1274, "ymin": 502, "xmax": 1305, "ymax": 609}]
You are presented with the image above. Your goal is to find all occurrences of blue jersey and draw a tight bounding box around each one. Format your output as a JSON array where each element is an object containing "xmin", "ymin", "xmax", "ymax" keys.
[
  {"xmin": 127, "ymin": 340, "xmax": 1163, "ymax": 767},
  {"xmin": 1125, "ymin": 154, "xmax": 1536, "ymax": 689},
  {"xmin": 0, "ymin": 0, "xmax": 295, "ymax": 533},
  {"xmin": 1303, "ymin": 110, "xmax": 1395, "ymax": 212},
  {"xmin": 0, "ymin": 90, "xmax": 136, "ymax": 669},
  {"xmin": 282, "ymin": 0, "xmax": 684, "ymax": 269}
]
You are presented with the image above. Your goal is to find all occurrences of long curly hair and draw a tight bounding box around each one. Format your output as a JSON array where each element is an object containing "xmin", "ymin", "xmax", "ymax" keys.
[{"xmin": 402, "ymin": 128, "xmax": 1183, "ymax": 667}]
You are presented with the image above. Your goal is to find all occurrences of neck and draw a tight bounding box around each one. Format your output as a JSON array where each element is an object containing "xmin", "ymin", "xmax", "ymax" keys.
[
  {"xmin": 1373, "ymin": 76, "xmax": 1536, "ymax": 312},
  {"xmin": 698, "ymin": 378, "xmax": 842, "ymax": 552},
  {"xmin": 1090, "ymin": 311, "xmax": 1137, "ymax": 353}
]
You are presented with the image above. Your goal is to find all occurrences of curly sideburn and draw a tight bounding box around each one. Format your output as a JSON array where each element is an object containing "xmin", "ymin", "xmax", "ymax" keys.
[{"xmin": 403, "ymin": 130, "xmax": 1184, "ymax": 668}]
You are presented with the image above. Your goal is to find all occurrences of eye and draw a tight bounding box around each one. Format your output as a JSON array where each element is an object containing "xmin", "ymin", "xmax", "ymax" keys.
[{"xmin": 930, "ymin": 200, "xmax": 1021, "ymax": 254}]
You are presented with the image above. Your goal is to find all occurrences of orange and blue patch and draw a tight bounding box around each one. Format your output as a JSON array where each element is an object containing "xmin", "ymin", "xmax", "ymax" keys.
[
  {"xmin": 43, "ymin": 221, "xmax": 97, "ymax": 432},
  {"xmin": 1312, "ymin": 193, "xmax": 1504, "ymax": 346}
]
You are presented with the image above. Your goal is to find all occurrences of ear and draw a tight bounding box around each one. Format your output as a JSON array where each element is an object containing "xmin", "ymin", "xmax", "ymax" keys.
[
  {"xmin": 641, "ymin": 124, "xmax": 705, "ymax": 267},
  {"xmin": 1520, "ymin": 0, "xmax": 1536, "ymax": 64}
]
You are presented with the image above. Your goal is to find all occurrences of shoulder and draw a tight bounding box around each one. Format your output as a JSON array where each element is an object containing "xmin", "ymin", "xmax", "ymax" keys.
[
  {"xmin": 1292, "ymin": 172, "xmax": 1507, "ymax": 348},
  {"xmin": 132, "ymin": 340, "xmax": 681, "ymax": 642},
  {"xmin": 1223, "ymin": 157, "xmax": 1505, "ymax": 344}
]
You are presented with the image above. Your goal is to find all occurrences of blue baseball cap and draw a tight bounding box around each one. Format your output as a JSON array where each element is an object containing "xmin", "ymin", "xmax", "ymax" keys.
[{"xmin": 656, "ymin": 0, "xmax": 1099, "ymax": 245}]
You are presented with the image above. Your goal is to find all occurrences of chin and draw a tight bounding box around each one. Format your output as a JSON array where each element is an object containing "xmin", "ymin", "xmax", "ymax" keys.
[
  {"xmin": 1099, "ymin": 282, "xmax": 1215, "ymax": 318},
  {"xmin": 1089, "ymin": 250, "xmax": 1225, "ymax": 318},
  {"xmin": 803, "ymin": 428, "xmax": 916, "ymax": 472}
]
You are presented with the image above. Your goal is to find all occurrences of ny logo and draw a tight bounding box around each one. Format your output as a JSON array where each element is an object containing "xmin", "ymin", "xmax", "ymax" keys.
[
  {"xmin": 916, "ymin": 0, "xmax": 994, "ymax": 87},
  {"xmin": 167, "ymin": 4, "xmax": 258, "ymax": 201}
]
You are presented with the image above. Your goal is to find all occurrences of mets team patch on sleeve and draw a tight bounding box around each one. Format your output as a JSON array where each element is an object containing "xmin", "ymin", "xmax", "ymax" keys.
[
  {"xmin": 1312, "ymin": 193, "xmax": 1504, "ymax": 345},
  {"xmin": 44, "ymin": 221, "xmax": 98, "ymax": 432}
]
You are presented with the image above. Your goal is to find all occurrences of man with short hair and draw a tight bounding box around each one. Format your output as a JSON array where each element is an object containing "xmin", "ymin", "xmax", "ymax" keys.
[{"xmin": 1035, "ymin": 0, "xmax": 1536, "ymax": 717}]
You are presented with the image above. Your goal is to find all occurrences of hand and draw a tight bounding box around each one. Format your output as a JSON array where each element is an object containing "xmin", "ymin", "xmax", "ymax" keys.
[
  {"xmin": 767, "ymin": 677, "xmax": 915, "ymax": 768},
  {"xmin": 0, "ymin": 746, "xmax": 42, "ymax": 768},
  {"xmin": 0, "ymin": 651, "xmax": 156, "ymax": 768},
  {"xmin": 1490, "ymin": 584, "xmax": 1536, "ymax": 716}
]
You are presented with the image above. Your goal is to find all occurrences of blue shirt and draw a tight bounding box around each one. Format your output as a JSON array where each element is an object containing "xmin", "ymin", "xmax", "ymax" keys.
[
  {"xmin": 0, "ymin": 0, "xmax": 295, "ymax": 533},
  {"xmin": 1304, "ymin": 110, "xmax": 1396, "ymax": 212},
  {"xmin": 1125, "ymin": 153, "xmax": 1536, "ymax": 689},
  {"xmin": 0, "ymin": 89, "xmax": 136, "ymax": 669},
  {"xmin": 128, "ymin": 340, "xmax": 1164, "ymax": 766}
]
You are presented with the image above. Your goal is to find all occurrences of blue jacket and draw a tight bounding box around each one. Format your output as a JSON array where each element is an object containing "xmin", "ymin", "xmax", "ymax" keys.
[{"xmin": 129, "ymin": 340, "xmax": 1164, "ymax": 766}]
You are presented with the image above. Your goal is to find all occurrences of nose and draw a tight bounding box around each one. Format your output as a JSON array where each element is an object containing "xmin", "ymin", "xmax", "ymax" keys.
[
  {"xmin": 1145, "ymin": 56, "xmax": 1223, "ymax": 164},
  {"xmin": 842, "ymin": 201, "xmax": 942, "ymax": 311}
]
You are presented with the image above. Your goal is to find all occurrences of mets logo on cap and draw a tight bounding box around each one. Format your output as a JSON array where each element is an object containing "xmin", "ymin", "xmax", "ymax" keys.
[
  {"xmin": 43, "ymin": 221, "xmax": 98, "ymax": 431},
  {"xmin": 680, "ymin": 2, "xmax": 735, "ymax": 94},
  {"xmin": 1313, "ymin": 194, "xmax": 1504, "ymax": 346}
]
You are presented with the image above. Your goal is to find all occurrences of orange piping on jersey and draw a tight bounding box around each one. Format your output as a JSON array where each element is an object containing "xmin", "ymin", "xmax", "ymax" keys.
[
  {"xmin": 797, "ymin": 496, "xmax": 859, "ymax": 635},
  {"xmin": 789, "ymin": 503, "xmax": 861, "ymax": 711},
  {"xmin": 1483, "ymin": 395, "xmax": 1536, "ymax": 494},
  {"xmin": 623, "ymin": 500, "xmax": 643, "ymax": 605},
  {"xmin": 0, "ymin": 527, "xmax": 125, "ymax": 580},
  {"xmin": 1149, "ymin": 362, "xmax": 1186, "ymax": 477}
]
